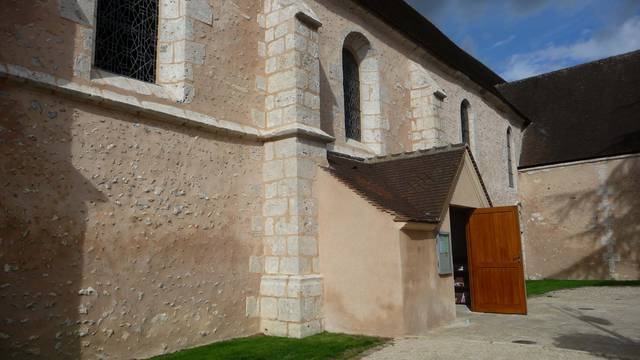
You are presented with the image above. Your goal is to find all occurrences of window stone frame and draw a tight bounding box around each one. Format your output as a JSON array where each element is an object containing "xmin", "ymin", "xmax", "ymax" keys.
[{"xmin": 59, "ymin": 0, "xmax": 213, "ymax": 103}]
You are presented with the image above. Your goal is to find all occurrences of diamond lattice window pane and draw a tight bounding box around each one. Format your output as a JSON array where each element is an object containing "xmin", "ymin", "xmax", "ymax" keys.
[{"xmin": 94, "ymin": 0, "xmax": 159, "ymax": 83}]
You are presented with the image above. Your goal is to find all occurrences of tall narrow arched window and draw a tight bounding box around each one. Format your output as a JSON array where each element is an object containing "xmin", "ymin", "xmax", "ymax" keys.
[
  {"xmin": 342, "ymin": 48, "xmax": 361, "ymax": 141},
  {"xmin": 460, "ymin": 100, "xmax": 470, "ymax": 145},
  {"xmin": 507, "ymin": 127, "xmax": 514, "ymax": 188}
]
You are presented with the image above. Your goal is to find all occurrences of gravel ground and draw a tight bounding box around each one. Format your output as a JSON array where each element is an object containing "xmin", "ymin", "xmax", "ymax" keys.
[{"xmin": 364, "ymin": 287, "xmax": 640, "ymax": 360}]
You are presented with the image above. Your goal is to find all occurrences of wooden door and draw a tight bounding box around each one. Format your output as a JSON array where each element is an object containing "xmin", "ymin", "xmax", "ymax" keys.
[{"xmin": 467, "ymin": 206, "xmax": 527, "ymax": 314}]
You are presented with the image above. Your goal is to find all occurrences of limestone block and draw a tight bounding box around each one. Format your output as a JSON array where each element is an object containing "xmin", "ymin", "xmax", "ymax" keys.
[
  {"xmin": 275, "ymin": 89, "xmax": 302, "ymax": 109},
  {"xmin": 263, "ymin": 160, "xmax": 284, "ymax": 182},
  {"xmin": 275, "ymin": 22, "xmax": 291, "ymax": 39},
  {"xmin": 263, "ymin": 198, "xmax": 288, "ymax": 217},
  {"xmin": 288, "ymin": 198, "xmax": 316, "ymax": 217},
  {"xmin": 264, "ymin": 236, "xmax": 287, "ymax": 256},
  {"xmin": 260, "ymin": 276, "xmax": 287, "ymax": 297},
  {"xmin": 264, "ymin": 217, "xmax": 274, "ymax": 236},
  {"xmin": 249, "ymin": 256, "xmax": 263, "ymax": 273},
  {"xmin": 174, "ymin": 41, "xmax": 206, "ymax": 65},
  {"xmin": 185, "ymin": 0, "xmax": 214, "ymax": 25},
  {"xmin": 59, "ymin": 0, "xmax": 96, "ymax": 26},
  {"xmin": 280, "ymin": 256, "xmax": 310, "ymax": 274},
  {"xmin": 261, "ymin": 319, "xmax": 288, "ymax": 337},
  {"xmin": 260, "ymin": 297, "xmax": 278, "ymax": 319},
  {"xmin": 274, "ymin": 138, "xmax": 298, "ymax": 159},
  {"xmin": 288, "ymin": 320, "xmax": 322, "ymax": 338},
  {"xmin": 265, "ymin": 28, "xmax": 275, "ymax": 42},
  {"xmin": 299, "ymin": 236, "xmax": 317, "ymax": 256},
  {"xmin": 277, "ymin": 298, "xmax": 302, "ymax": 321},
  {"xmin": 301, "ymin": 296, "xmax": 320, "ymax": 321},
  {"xmin": 285, "ymin": 33, "xmax": 307, "ymax": 52},
  {"xmin": 275, "ymin": 216, "xmax": 299, "ymax": 235},
  {"xmin": 266, "ymin": 95, "xmax": 276, "ymax": 110},
  {"xmin": 278, "ymin": 52, "xmax": 298, "ymax": 71},
  {"xmin": 268, "ymin": 70, "xmax": 296, "ymax": 93},
  {"xmin": 286, "ymin": 276, "xmax": 322, "ymax": 298},
  {"xmin": 264, "ymin": 256, "xmax": 280, "ymax": 274},
  {"xmin": 159, "ymin": 63, "xmax": 193, "ymax": 82},
  {"xmin": 265, "ymin": 10, "xmax": 283, "ymax": 29},
  {"xmin": 268, "ymin": 38, "xmax": 286, "ymax": 57},
  {"xmin": 160, "ymin": 18, "xmax": 194, "ymax": 42},
  {"xmin": 246, "ymin": 296, "xmax": 259, "ymax": 318},
  {"xmin": 161, "ymin": 0, "xmax": 180, "ymax": 18},
  {"xmin": 267, "ymin": 109, "xmax": 283, "ymax": 128},
  {"xmin": 265, "ymin": 182, "xmax": 278, "ymax": 199},
  {"xmin": 158, "ymin": 43, "xmax": 174, "ymax": 63}
]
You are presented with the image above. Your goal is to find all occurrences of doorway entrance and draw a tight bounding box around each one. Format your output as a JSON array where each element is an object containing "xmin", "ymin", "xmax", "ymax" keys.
[
  {"xmin": 450, "ymin": 206, "xmax": 473, "ymax": 308},
  {"xmin": 450, "ymin": 206, "xmax": 527, "ymax": 315}
]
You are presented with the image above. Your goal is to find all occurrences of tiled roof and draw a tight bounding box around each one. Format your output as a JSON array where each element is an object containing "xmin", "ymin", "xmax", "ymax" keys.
[
  {"xmin": 325, "ymin": 144, "xmax": 491, "ymax": 223},
  {"xmin": 498, "ymin": 50, "xmax": 640, "ymax": 168}
]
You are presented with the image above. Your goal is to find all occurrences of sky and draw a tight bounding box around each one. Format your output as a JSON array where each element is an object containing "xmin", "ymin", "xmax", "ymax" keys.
[{"xmin": 406, "ymin": 0, "xmax": 640, "ymax": 81}]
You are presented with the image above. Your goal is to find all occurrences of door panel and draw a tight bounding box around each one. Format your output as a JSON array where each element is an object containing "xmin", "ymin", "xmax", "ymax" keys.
[{"xmin": 467, "ymin": 206, "xmax": 527, "ymax": 314}]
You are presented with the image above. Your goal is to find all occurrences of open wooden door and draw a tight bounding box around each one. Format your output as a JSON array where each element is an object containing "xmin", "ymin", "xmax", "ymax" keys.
[{"xmin": 467, "ymin": 206, "xmax": 527, "ymax": 314}]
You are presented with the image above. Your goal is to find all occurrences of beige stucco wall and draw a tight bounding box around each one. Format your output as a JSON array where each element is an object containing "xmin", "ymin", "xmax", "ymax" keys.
[
  {"xmin": 317, "ymin": 153, "xmax": 490, "ymax": 337},
  {"xmin": 0, "ymin": 84, "xmax": 264, "ymax": 359},
  {"xmin": 519, "ymin": 155, "xmax": 640, "ymax": 280},
  {"xmin": 316, "ymin": 170, "xmax": 406, "ymax": 337}
]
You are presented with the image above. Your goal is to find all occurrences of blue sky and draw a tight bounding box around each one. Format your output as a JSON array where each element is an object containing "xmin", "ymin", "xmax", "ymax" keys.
[{"xmin": 406, "ymin": 0, "xmax": 640, "ymax": 81}]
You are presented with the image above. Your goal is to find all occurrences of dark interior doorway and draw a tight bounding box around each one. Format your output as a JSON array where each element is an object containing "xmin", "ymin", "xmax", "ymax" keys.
[{"xmin": 450, "ymin": 206, "xmax": 473, "ymax": 308}]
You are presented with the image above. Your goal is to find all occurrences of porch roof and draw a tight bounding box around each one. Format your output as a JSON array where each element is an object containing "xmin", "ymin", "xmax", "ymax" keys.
[{"xmin": 325, "ymin": 144, "xmax": 492, "ymax": 223}]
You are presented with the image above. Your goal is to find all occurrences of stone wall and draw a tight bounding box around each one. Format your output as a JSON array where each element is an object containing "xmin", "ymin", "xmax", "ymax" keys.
[
  {"xmin": 308, "ymin": 0, "xmax": 524, "ymax": 205},
  {"xmin": 0, "ymin": 84, "xmax": 263, "ymax": 359},
  {"xmin": 0, "ymin": 0, "xmax": 265, "ymax": 128},
  {"xmin": 0, "ymin": 1, "xmax": 533, "ymax": 357},
  {"xmin": 519, "ymin": 155, "xmax": 640, "ymax": 280}
]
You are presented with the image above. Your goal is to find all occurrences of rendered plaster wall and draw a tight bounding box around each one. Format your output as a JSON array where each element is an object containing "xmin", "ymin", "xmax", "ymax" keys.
[
  {"xmin": 0, "ymin": 0, "xmax": 265, "ymax": 128},
  {"xmin": 316, "ymin": 170, "xmax": 407, "ymax": 337},
  {"xmin": 519, "ymin": 155, "xmax": 640, "ymax": 280},
  {"xmin": 0, "ymin": 84, "xmax": 264, "ymax": 359},
  {"xmin": 305, "ymin": 0, "xmax": 523, "ymax": 206}
]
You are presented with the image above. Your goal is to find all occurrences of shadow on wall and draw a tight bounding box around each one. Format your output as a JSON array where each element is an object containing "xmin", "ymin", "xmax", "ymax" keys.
[
  {"xmin": 0, "ymin": 86, "xmax": 104, "ymax": 358},
  {"xmin": 319, "ymin": 61, "xmax": 338, "ymax": 137},
  {"xmin": 0, "ymin": 1, "xmax": 86, "ymax": 358},
  {"xmin": 549, "ymin": 157, "xmax": 640, "ymax": 279}
]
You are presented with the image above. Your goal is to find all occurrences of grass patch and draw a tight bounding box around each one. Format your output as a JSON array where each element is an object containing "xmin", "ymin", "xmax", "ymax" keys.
[
  {"xmin": 526, "ymin": 279, "xmax": 640, "ymax": 297},
  {"xmin": 150, "ymin": 332, "xmax": 387, "ymax": 360}
]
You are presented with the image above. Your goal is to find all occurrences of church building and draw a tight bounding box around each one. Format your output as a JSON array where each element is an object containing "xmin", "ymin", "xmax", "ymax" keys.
[{"xmin": 0, "ymin": 0, "xmax": 637, "ymax": 358}]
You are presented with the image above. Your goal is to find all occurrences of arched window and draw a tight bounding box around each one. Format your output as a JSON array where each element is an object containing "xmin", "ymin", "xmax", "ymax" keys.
[
  {"xmin": 460, "ymin": 100, "xmax": 470, "ymax": 145},
  {"xmin": 342, "ymin": 48, "xmax": 361, "ymax": 141},
  {"xmin": 507, "ymin": 127, "xmax": 514, "ymax": 188}
]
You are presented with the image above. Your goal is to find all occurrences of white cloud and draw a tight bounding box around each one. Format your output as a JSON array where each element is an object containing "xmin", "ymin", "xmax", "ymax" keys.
[
  {"xmin": 491, "ymin": 35, "xmax": 516, "ymax": 49},
  {"xmin": 501, "ymin": 15, "xmax": 640, "ymax": 81}
]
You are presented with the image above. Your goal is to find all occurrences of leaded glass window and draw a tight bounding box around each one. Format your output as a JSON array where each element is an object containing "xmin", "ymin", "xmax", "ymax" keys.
[
  {"xmin": 94, "ymin": 0, "xmax": 159, "ymax": 83},
  {"xmin": 507, "ymin": 127, "xmax": 514, "ymax": 188},
  {"xmin": 461, "ymin": 100, "xmax": 470, "ymax": 145},
  {"xmin": 343, "ymin": 49, "xmax": 361, "ymax": 141}
]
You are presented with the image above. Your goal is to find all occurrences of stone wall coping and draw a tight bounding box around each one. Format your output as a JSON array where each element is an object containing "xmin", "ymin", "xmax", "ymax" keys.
[
  {"xmin": 1, "ymin": 63, "xmax": 334, "ymax": 144},
  {"xmin": 262, "ymin": 123, "xmax": 334, "ymax": 143},
  {"xmin": 519, "ymin": 152, "xmax": 640, "ymax": 173},
  {"xmin": 261, "ymin": 274, "xmax": 323, "ymax": 282}
]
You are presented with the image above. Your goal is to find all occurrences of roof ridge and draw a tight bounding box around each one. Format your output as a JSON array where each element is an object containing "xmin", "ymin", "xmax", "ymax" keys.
[
  {"xmin": 498, "ymin": 49, "xmax": 640, "ymax": 87},
  {"xmin": 364, "ymin": 143, "xmax": 466, "ymax": 163}
]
